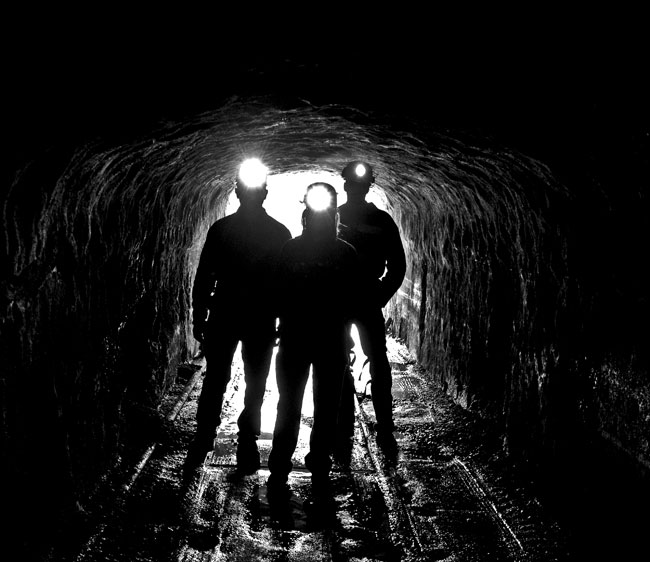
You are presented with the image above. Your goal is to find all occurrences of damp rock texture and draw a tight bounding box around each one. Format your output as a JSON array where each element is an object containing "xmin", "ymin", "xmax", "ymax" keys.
[{"xmin": 1, "ymin": 76, "xmax": 648, "ymax": 558}]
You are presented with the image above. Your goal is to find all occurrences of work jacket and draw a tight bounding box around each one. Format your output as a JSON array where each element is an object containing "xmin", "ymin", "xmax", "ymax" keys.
[
  {"xmin": 338, "ymin": 201, "xmax": 406, "ymax": 308},
  {"xmin": 192, "ymin": 206, "xmax": 292, "ymax": 327},
  {"xmin": 275, "ymin": 234, "xmax": 362, "ymax": 342}
]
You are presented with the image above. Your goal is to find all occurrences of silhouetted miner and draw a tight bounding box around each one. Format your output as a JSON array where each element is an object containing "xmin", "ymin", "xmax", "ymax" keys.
[
  {"xmin": 267, "ymin": 182, "xmax": 362, "ymax": 508},
  {"xmin": 337, "ymin": 161, "xmax": 406, "ymax": 460},
  {"xmin": 186, "ymin": 158, "xmax": 292, "ymax": 478}
]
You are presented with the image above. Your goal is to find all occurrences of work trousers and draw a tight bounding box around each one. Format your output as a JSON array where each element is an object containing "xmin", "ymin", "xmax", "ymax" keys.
[
  {"xmin": 196, "ymin": 317, "xmax": 275, "ymax": 443},
  {"xmin": 268, "ymin": 333, "xmax": 348, "ymax": 481},
  {"xmin": 339, "ymin": 306, "xmax": 394, "ymax": 436}
]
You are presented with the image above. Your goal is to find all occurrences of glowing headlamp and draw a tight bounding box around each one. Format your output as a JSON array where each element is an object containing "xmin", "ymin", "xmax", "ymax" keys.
[
  {"xmin": 305, "ymin": 183, "xmax": 335, "ymax": 212},
  {"xmin": 353, "ymin": 163, "xmax": 368, "ymax": 180},
  {"xmin": 237, "ymin": 158, "xmax": 268, "ymax": 189},
  {"xmin": 342, "ymin": 160, "xmax": 374, "ymax": 184}
]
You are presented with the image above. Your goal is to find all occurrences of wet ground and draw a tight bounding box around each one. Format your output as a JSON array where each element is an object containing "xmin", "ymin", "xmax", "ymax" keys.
[{"xmin": 41, "ymin": 333, "xmax": 644, "ymax": 561}]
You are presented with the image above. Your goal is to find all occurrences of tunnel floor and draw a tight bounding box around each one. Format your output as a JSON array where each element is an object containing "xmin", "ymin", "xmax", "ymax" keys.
[{"xmin": 39, "ymin": 334, "xmax": 644, "ymax": 562}]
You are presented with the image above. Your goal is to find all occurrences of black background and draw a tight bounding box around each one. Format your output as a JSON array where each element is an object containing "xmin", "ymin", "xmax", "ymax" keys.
[{"xmin": 3, "ymin": 11, "xmax": 647, "ymax": 161}]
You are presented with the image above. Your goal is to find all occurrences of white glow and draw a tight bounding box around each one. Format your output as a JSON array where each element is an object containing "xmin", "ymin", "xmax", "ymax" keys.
[
  {"xmin": 238, "ymin": 158, "xmax": 268, "ymax": 188},
  {"xmin": 305, "ymin": 184, "xmax": 333, "ymax": 212},
  {"xmin": 226, "ymin": 170, "xmax": 388, "ymax": 237},
  {"xmin": 354, "ymin": 163, "xmax": 368, "ymax": 179}
]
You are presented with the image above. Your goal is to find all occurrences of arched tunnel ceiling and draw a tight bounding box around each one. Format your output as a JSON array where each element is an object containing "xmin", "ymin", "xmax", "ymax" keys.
[
  {"xmin": 17, "ymin": 95, "xmax": 568, "ymax": 279},
  {"xmin": 2, "ymin": 17, "xmax": 649, "ymax": 524},
  {"xmin": 2, "ymin": 20, "xmax": 647, "ymax": 362},
  {"xmin": 4, "ymin": 91, "xmax": 572, "ymax": 388},
  {"xmin": 4, "ymin": 25, "xmax": 647, "ymax": 341}
]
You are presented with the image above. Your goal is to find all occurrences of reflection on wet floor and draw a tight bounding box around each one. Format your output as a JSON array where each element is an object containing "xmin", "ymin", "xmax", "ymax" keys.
[{"xmin": 61, "ymin": 332, "xmax": 572, "ymax": 562}]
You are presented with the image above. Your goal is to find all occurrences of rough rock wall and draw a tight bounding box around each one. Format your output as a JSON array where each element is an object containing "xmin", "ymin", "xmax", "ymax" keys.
[
  {"xmin": 1, "ymin": 96, "xmax": 647, "ymax": 521},
  {"xmin": 380, "ymin": 128, "xmax": 572, "ymax": 463}
]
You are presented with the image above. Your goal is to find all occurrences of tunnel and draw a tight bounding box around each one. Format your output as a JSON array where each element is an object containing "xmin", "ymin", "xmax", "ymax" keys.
[{"xmin": 2, "ymin": 30, "xmax": 649, "ymax": 560}]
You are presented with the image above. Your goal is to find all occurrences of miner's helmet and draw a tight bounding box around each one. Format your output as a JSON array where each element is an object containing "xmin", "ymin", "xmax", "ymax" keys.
[
  {"xmin": 341, "ymin": 161, "xmax": 374, "ymax": 186},
  {"xmin": 235, "ymin": 157, "xmax": 268, "ymax": 190},
  {"xmin": 304, "ymin": 182, "xmax": 338, "ymax": 214}
]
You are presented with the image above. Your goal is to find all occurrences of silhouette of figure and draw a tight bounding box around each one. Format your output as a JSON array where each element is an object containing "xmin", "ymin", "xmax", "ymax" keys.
[
  {"xmin": 185, "ymin": 158, "xmax": 291, "ymax": 478},
  {"xmin": 336, "ymin": 161, "xmax": 406, "ymax": 460},
  {"xmin": 266, "ymin": 182, "xmax": 362, "ymax": 507}
]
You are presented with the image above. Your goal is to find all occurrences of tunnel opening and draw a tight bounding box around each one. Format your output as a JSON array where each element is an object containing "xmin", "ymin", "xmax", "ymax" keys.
[{"xmin": 2, "ymin": 95, "xmax": 648, "ymax": 558}]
